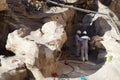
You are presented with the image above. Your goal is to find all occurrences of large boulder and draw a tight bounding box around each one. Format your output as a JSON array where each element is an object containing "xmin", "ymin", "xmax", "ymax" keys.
[
  {"xmin": 0, "ymin": 56, "xmax": 27, "ymax": 80},
  {"xmin": 44, "ymin": 7, "xmax": 75, "ymax": 54},
  {"xmin": 5, "ymin": 21, "xmax": 67, "ymax": 78},
  {"xmin": 0, "ymin": 11, "xmax": 16, "ymax": 56}
]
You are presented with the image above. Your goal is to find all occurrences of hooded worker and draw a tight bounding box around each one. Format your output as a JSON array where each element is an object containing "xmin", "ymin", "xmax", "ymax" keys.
[
  {"xmin": 75, "ymin": 30, "xmax": 82, "ymax": 57},
  {"xmin": 80, "ymin": 31, "xmax": 90, "ymax": 61}
]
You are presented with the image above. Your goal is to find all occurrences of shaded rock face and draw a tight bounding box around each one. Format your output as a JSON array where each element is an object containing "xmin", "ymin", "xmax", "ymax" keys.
[
  {"xmin": 100, "ymin": 0, "xmax": 112, "ymax": 6},
  {"xmin": 0, "ymin": 12, "xmax": 8, "ymax": 52},
  {"xmin": 83, "ymin": 16, "xmax": 112, "ymax": 38},
  {"xmin": 91, "ymin": 17, "xmax": 112, "ymax": 36},
  {"xmin": 74, "ymin": 0, "xmax": 98, "ymax": 11},
  {"xmin": 0, "ymin": 11, "xmax": 16, "ymax": 56}
]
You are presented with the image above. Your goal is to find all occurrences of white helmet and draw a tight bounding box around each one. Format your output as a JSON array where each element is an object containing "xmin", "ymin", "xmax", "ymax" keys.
[
  {"xmin": 83, "ymin": 31, "xmax": 87, "ymax": 34},
  {"xmin": 28, "ymin": 0, "xmax": 31, "ymax": 3},
  {"xmin": 35, "ymin": 1, "xmax": 39, "ymax": 3},
  {"xmin": 77, "ymin": 30, "xmax": 81, "ymax": 34}
]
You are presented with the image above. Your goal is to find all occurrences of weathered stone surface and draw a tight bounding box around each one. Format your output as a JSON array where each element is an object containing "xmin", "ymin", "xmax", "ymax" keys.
[
  {"xmin": 0, "ymin": 0, "xmax": 120, "ymax": 80},
  {"xmin": 93, "ymin": 17, "xmax": 112, "ymax": 36},
  {"xmin": 92, "ymin": 1, "xmax": 120, "ymax": 53},
  {"xmin": 0, "ymin": 0, "xmax": 8, "ymax": 11},
  {"xmin": 45, "ymin": 7, "xmax": 68, "ymax": 14},
  {"xmin": 100, "ymin": 0, "xmax": 112, "ymax": 6},
  {"xmin": 25, "ymin": 21, "xmax": 67, "ymax": 51},
  {"xmin": 6, "ymin": 21, "xmax": 67, "ymax": 77},
  {"xmin": 43, "ymin": 7, "xmax": 75, "ymax": 54},
  {"xmin": 0, "ymin": 24, "xmax": 9, "ymax": 53},
  {"xmin": 0, "ymin": 56, "xmax": 27, "ymax": 80},
  {"xmin": 87, "ymin": 1, "xmax": 120, "ymax": 80},
  {"xmin": 100, "ymin": 0, "xmax": 120, "ymax": 19},
  {"xmin": 109, "ymin": 0, "xmax": 120, "ymax": 19}
]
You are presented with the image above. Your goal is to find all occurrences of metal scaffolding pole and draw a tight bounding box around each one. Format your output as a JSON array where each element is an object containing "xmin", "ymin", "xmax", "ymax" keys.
[{"xmin": 46, "ymin": 0, "xmax": 120, "ymax": 35}]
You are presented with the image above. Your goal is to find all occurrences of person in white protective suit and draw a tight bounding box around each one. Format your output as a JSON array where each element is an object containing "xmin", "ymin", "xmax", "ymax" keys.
[
  {"xmin": 75, "ymin": 30, "xmax": 82, "ymax": 57},
  {"xmin": 80, "ymin": 31, "xmax": 90, "ymax": 61}
]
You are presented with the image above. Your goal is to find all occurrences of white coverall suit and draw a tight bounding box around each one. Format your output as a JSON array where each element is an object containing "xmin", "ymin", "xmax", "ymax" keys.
[
  {"xmin": 75, "ymin": 34, "xmax": 81, "ymax": 56},
  {"xmin": 80, "ymin": 36, "xmax": 90, "ymax": 61}
]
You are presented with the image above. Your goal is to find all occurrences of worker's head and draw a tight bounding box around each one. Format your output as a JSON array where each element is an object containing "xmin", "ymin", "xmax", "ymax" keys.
[
  {"xmin": 83, "ymin": 31, "xmax": 87, "ymax": 34},
  {"xmin": 77, "ymin": 30, "xmax": 81, "ymax": 34},
  {"xmin": 28, "ymin": 0, "xmax": 31, "ymax": 3},
  {"xmin": 35, "ymin": 1, "xmax": 39, "ymax": 3}
]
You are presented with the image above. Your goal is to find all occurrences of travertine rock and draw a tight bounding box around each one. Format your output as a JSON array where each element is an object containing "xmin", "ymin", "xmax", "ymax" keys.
[
  {"xmin": 25, "ymin": 21, "xmax": 67, "ymax": 51},
  {"xmin": 0, "ymin": 56, "xmax": 27, "ymax": 80},
  {"xmin": 6, "ymin": 21, "xmax": 67, "ymax": 78}
]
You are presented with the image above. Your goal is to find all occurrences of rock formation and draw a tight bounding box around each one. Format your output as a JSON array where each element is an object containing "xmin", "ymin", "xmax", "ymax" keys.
[
  {"xmin": 86, "ymin": 1, "xmax": 120, "ymax": 80},
  {"xmin": 109, "ymin": 0, "xmax": 120, "ymax": 19},
  {"xmin": 0, "ymin": 0, "xmax": 120, "ymax": 80},
  {"xmin": 0, "ymin": 56, "xmax": 27, "ymax": 80}
]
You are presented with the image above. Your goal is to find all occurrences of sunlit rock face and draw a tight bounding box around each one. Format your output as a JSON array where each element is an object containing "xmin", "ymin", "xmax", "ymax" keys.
[
  {"xmin": 0, "ymin": 0, "xmax": 8, "ymax": 11},
  {"xmin": 0, "ymin": 56, "xmax": 27, "ymax": 80},
  {"xmin": 0, "ymin": 2, "xmax": 73, "ymax": 79},
  {"xmin": 63, "ymin": 0, "xmax": 78, "ymax": 3},
  {"xmin": 6, "ymin": 21, "xmax": 67, "ymax": 77},
  {"xmin": 44, "ymin": 7, "xmax": 75, "ymax": 54}
]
